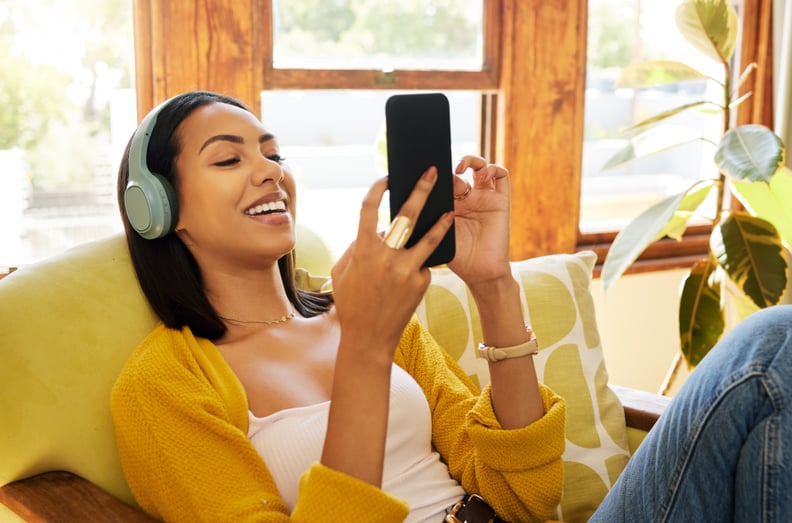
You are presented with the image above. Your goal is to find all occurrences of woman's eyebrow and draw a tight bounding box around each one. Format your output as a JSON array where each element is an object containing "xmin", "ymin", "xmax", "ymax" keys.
[
  {"xmin": 199, "ymin": 133, "xmax": 276, "ymax": 153},
  {"xmin": 199, "ymin": 134, "xmax": 243, "ymax": 153}
]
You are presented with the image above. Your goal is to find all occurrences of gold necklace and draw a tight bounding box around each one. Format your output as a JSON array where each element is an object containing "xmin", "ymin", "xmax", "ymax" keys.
[{"xmin": 218, "ymin": 306, "xmax": 295, "ymax": 326}]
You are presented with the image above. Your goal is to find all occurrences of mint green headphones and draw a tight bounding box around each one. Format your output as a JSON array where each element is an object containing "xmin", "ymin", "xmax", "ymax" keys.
[{"xmin": 124, "ymin": 98, "xmax": 178, "ymax": 240}]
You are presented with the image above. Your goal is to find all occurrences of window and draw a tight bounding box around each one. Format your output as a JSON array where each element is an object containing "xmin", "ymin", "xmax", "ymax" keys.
[
  {"xmin": 265, "ymin": 1, "xmax": 498, "ymax": 90},
  {"xmin": 271, "ymin": 1, "xmax": 484, "ymax": 71},
  {"xmin": 0, "ymin": 0, "xmax": 135, "ymax": 270},
  {"xmin": 265, "ymin": 1, "xmax": 491, "ymax": 255},
  {"xmin": 135, "ymin": 0, "xmax": 589, "ymax": 259},
  {"xmin": 582, "ymin": 0, "xmax": 726, "ymax": 234},
  {"xmin": 0, "ymin": 1, "xmax": 769, "ymax": 275},
  {"xmin": 261, "ymin": 89, "xmax": 481, "ymax": 257},
  {"xmin": 121, "ymin": 0, "xmax": 773, "ymax": 267},
  {"xmin": 579, "ymin": 0, "xmax": 756, "ymax": 272}
]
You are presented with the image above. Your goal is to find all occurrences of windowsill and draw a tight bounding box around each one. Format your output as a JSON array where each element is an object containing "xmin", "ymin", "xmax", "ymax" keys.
[{"xmin": 579, "ymin": 225, "xmax": 712, "ymax": 278}]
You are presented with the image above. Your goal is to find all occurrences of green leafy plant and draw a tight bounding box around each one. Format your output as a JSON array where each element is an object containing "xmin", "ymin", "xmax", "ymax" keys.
[{"xmin": 601, "ymin": 0, "xmax": 790, "ymax": 378}]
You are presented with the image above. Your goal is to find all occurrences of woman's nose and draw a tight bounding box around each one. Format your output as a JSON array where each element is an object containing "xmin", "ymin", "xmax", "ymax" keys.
[{"xmin": 252, "ymin": 156, "xmax": 284, "ymax": 185}]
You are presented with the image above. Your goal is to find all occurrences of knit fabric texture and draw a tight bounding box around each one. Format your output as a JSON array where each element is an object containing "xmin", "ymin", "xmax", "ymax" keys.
[{"xmin": 111, "ymin": 318, "xmax": 566, "ymax": 522}]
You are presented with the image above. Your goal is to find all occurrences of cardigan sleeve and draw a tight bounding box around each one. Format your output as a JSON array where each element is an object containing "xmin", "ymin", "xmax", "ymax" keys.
[
  {"xmin": 393, "ymin": 318, "xmax": 566, "ymax": 523},
  {"xmin": 111, "ymin": 324, "xmax": 408, "ymax": 522}
]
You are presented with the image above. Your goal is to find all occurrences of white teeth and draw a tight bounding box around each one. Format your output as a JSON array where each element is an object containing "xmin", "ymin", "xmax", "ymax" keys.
[{"xmin": 245, "ymin": 200, "xmax": 286, "ymax": 216}]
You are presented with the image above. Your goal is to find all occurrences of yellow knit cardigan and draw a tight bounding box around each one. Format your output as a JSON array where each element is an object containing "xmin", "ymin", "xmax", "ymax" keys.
[{"xmin": 111, "ymin": 318, "xmax": 566, "ymax": 522}]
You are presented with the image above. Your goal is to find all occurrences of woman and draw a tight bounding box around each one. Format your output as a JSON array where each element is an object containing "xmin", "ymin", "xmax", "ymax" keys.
[
  {"xmin": 111, "ymin": 90, "xmax": 566, "ymax": 522},
  {"xmin": 113, "ymin": 90, "xmax": 792, "ymax": 522}
]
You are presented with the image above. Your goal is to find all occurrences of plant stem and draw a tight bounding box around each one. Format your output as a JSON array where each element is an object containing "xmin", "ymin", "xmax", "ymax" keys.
[
  {"xmin": 715, "ymin": 60, "xmax": 731, "ymax": 224},
  {"xmin": 659, "ymin": 352, "xmax": 682, "ymax": 396}
]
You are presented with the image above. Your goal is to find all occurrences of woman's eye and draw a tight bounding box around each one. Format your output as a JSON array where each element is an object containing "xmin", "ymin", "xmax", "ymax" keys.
[
  {"xmin": 266, "ymin": 154, "xmax": 286, "ymax": 164},
  {"xmin": 214, "ymin": 157, "xmax": 240, "ymax": 167}
]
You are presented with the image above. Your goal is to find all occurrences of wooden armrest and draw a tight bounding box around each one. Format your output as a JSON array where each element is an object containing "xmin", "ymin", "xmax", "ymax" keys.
[
  {"xmin": 0, "ymin": 471, "xmax": 155, "ymax": 522},
  {"xmin": 611, "ymin": 384, "xmax": 672, "ymax": 432}
]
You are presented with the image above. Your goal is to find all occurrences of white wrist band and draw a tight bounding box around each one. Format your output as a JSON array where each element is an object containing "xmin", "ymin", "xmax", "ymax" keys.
[{"xmin": 477, "ymin": 326, "xmax": 539, "ymax": 362}]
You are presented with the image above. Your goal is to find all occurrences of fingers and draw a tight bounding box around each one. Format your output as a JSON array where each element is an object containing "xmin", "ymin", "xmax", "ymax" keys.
[
  {"xmin": 453, "ymin": 176, "xmax": 472, "ymax": 201},
  {"xmin": 385, "ymin": 166, "xmax": 454, "ymax": 263},
  {"xmin": 355, "ymin": 169, "xmax": 451, "ymax": 264},
  {"xmin": 392, "ymin": 166, "xmax": 438, "ymax": 223},
  {"xmin": 403, "ymin": 210, "xmax": 453, "ymax": 265},
  {"xmin": 455, "ymin": 155, "xmax": 509, "ymax": 195}
]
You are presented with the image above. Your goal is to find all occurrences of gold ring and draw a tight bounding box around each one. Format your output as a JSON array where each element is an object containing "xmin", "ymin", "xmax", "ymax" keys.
[
  {"xmin": 454, "ymin": 182, "xmax": 472, "ymax": 201},
  {"xmin": 383, "ymin": 215, "xmax": 414, "ymax": 249}
]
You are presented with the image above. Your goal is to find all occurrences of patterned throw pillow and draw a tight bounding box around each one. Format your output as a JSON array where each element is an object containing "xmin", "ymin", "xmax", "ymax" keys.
[{"xmin": 414, "ymin": 251, "xmax": 630, "ymax": 522}]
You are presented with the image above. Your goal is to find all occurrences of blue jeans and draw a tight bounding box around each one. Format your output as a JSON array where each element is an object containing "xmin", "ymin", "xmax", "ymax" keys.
[{"xmin": 591, "ymin": 305, "xmax": 792, "ymax": 522}]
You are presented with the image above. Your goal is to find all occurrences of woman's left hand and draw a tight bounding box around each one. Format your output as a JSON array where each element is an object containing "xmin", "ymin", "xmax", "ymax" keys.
[{"xmin": 447, "ymin": 155, "xmax": 512, "ymax": 287}]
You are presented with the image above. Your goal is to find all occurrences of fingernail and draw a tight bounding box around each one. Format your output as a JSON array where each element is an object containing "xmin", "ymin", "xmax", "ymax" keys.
[{"xmin": 423, "ymin": 166, "xmax": 437, "ymax": 182}]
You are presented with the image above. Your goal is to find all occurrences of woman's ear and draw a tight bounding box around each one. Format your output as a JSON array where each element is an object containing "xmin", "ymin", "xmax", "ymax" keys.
[{"xmin": 173, "ymin": 226, "xmax": 192, "ymax": 247}]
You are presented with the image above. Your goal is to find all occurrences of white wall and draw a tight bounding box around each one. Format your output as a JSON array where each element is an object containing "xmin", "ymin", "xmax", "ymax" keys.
[
  {"xmin": 591, "ymin": 269, "xmax": 692, "ymax": 396},
  {"xmin": 592, "ymin": 262, "xmax": 786, "ymax": 397}
]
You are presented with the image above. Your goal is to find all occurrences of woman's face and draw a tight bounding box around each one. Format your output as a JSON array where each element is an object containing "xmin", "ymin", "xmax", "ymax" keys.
[{"xmin": 172, "ymin": 102, "xmax": 297, "ymax": 270}]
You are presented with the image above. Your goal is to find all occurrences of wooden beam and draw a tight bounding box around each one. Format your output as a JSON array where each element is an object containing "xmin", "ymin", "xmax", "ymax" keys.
[
  {"xmin": 269, "ymin": 69, "xmax": 498, "ymax": 91},
  {"xmin": 610, "ymin": 385, "xmax": 670, "ymax": 432},
  {"xmin": 132, "ymin": 0, "xmax": 265, "ymax": 118},
  {"xmin": 737, "ymin": 0, "xmax": 774, "ymax": 127},
  {"xmin": 497, "ymin": 0, "xmax": 588, "ymax": 259},
  {"xmin": 0, "ymin": 472, "xmax": 155, "ymax": 522}
]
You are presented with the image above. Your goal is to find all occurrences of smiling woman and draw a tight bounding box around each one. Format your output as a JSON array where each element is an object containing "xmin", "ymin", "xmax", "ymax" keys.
[{"xmin": 107, "ymin": 88, "xmax": 569, "ymax": 523}]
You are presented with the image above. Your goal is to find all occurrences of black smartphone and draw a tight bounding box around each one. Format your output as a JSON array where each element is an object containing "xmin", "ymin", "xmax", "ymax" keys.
[{"xmin": 385, "ymin": 93, "xmax": 455, "ymax": 266}]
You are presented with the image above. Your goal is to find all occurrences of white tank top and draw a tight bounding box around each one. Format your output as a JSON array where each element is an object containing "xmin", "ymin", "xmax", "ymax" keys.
[{"xmin": 248, "ymin": 364, "xmax": 465, "ymax": 522}]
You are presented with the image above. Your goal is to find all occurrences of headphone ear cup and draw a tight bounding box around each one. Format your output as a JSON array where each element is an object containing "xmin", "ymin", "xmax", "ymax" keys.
[
  {"xmin": 124, "ymin": 171, "xmax": 178, "ymax": 240},
  {"xmin": 124, "ymin": 96, "xmax": 180, "ymax": 240}
]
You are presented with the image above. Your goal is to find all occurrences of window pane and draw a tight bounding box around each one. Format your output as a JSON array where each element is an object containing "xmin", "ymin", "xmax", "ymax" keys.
[
  {"xmin": 0, "ymin": 0, "xmax": 135, "ymax": 269},
  {"xmin": 260, "ymin": 90, "xmax": 480, "ymax": 257},
  {"xmin": 272, "ymin": 1, "xmax": 484, "ymax": 71},
  {"xmin": 581, "ymin": 0, "xmax": 726, "ymax": 233}
]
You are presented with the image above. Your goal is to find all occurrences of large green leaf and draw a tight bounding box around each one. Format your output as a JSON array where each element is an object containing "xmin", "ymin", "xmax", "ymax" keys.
[
  {"xmin": 627, "ymin": 101, "xmax": 716, "ymax": 132},
  {"xmin": 711, "ymin": 213, "xmax": 788, "ymax": 308},
  {"xmin": 660, "ymin": 180, "xmax": 718, "ymax": 240},
  {"xmin": 675, "ymin": 0, "xmax": 739, "ymax": 63},
  {"xmin": 616, "ymin": 60, "xmax": 707, "ymax": 89},
  {"xmin": 601, "ymin": 124, "xmax": 703, "ymax": 171},
  {"xmin": 715, "ymin": 124, "xmax": 785, "ymax": 182},
  {"xmin": 602, "ymin": 185, "xmax": 701, "ymax": 291},
  {"xmin": 679, "ymin": 257, "xmax": 725, "ymax": 367},
  {"xmin": 732, "ymin": 166, "xmax": 792, "ymax": 249}
]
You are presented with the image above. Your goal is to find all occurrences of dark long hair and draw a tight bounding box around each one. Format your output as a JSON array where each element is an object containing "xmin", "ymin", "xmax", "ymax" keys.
[{"xmin": 117, "ymin": 91, "xmax": 333, "ymax": 340}]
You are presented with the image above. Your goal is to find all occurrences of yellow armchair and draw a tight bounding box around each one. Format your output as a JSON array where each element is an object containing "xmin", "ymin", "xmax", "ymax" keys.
[{"xmin": 0, "ymin": 229, "xmax": 668, "ymax": 522}]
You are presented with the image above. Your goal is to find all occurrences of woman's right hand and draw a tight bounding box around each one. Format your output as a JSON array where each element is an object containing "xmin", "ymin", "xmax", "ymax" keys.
[
  {"xmin": 323, "ymin": 169, "xmax": 452, "ymax": 487},
  {"xmin": 330, "ymin": 168, "xmax": 453, "ymax": 364}
]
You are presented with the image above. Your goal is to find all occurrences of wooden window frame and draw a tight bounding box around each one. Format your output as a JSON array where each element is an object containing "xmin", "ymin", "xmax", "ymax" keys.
[
  {"xmin": 131, "ymin": 0, "xmax": 770, "ymax": 275},
  {"xmin": 258, "ymin": 2, "xmax": 502, "ymax": 163},
  {"xmin": 260, "ymin": 2, "xmax": 502, "ymax": 91}
]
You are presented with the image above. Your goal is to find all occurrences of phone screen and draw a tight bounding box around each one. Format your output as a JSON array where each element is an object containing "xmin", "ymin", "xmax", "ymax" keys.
[{"xmin": 385, "ymin": 93, "xmax": 455, "ymax": 266}]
